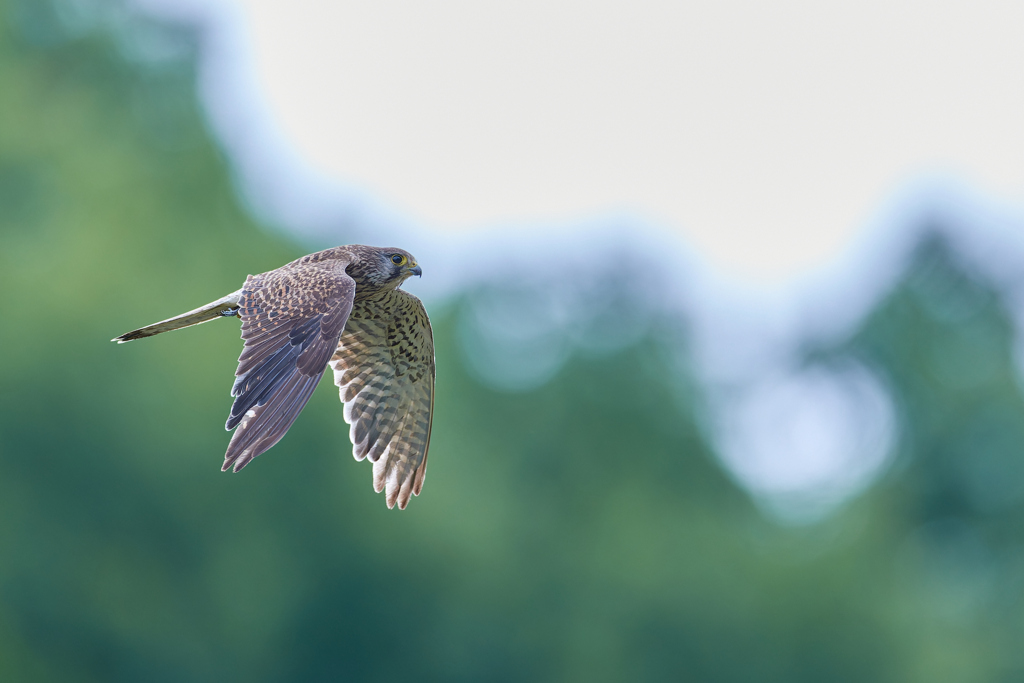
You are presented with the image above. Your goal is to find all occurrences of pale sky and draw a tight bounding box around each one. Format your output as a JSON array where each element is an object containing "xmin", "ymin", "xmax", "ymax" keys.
[{"xmin": 230, "ymin": 0, "xmax": 1024, "ymax": 282}]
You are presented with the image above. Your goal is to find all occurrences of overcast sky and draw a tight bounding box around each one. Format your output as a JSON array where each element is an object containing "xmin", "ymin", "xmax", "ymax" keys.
[{"xmin": 227, "ymin": 0, "xmax": 1024, "ymax": 283}]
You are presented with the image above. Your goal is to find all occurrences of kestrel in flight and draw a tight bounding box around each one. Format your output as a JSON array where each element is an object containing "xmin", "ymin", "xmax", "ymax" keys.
[{"xmin": 113, "ymin": 245, "xmax": 434, "ymax": 509}]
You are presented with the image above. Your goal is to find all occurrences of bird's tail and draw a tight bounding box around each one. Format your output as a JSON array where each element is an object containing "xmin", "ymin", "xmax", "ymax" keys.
[{"xmin": 111, "ymin": 290, "xmax": 243, "ymax": 343}]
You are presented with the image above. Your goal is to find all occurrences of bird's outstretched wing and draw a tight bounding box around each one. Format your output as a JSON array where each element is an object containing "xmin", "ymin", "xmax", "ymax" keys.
[
  {"xmin": 330, "ymin": 289, "xmax": 434, "ymax": 509},
  {"xmin": 223, "ymin": 263, "xmax": 355, "ymax": 472}
]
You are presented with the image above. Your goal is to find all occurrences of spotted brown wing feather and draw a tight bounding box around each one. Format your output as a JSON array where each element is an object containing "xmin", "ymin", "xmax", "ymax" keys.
[
  {"xmin": 223, "ymin": 263, "xmax": 355, "ymax": 472},
  {"xmin": 330, "ymin": 289, "xmax": 434, "ymax": 509}
]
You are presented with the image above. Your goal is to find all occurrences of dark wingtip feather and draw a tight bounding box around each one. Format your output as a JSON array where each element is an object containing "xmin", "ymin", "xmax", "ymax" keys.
[
  {"xmin": 223, "ymin": 452, "xmax": 253, "ymax": 473},
  {"xmin": 222, "ymin": 449, "xmax": 254, "ymax": 472}
]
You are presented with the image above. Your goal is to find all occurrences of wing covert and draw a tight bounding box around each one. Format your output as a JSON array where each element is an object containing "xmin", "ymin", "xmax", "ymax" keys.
[{"xmin": 223, "ymin": 263, "xmax": 355, "ymax": 472}]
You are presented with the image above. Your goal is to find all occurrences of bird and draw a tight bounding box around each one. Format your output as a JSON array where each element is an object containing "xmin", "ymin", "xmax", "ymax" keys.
[{"xmin": 112, "ymin": 245, "xmax": 434, "ymax": 510}]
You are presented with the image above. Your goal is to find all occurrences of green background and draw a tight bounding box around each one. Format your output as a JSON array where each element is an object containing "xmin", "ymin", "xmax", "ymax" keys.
[{"xmin": 2, "ymin": 2, "xmax": 1023, "ymax": 680}]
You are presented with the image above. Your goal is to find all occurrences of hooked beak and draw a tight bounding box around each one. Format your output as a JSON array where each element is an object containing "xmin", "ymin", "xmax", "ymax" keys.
[{"xmin": 409, "ymin": 264, "xmax": 422, "ymax": 277}]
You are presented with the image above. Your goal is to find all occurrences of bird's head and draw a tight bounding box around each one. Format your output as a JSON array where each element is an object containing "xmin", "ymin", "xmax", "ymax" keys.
[{"xmin": 348, "ymin": 246, "xmax": 422, "ymax": 290}]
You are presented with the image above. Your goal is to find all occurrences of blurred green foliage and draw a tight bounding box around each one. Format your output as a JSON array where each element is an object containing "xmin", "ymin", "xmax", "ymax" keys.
[{"xmin": 3, "ymin": 2, "xmax": 1024, "ymax": 681}]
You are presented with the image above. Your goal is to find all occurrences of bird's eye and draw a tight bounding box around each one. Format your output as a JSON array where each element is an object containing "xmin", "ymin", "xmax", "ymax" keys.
[{"xmin": 391, "ymin": 254, "xmax": 407, "ymax": 266}]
